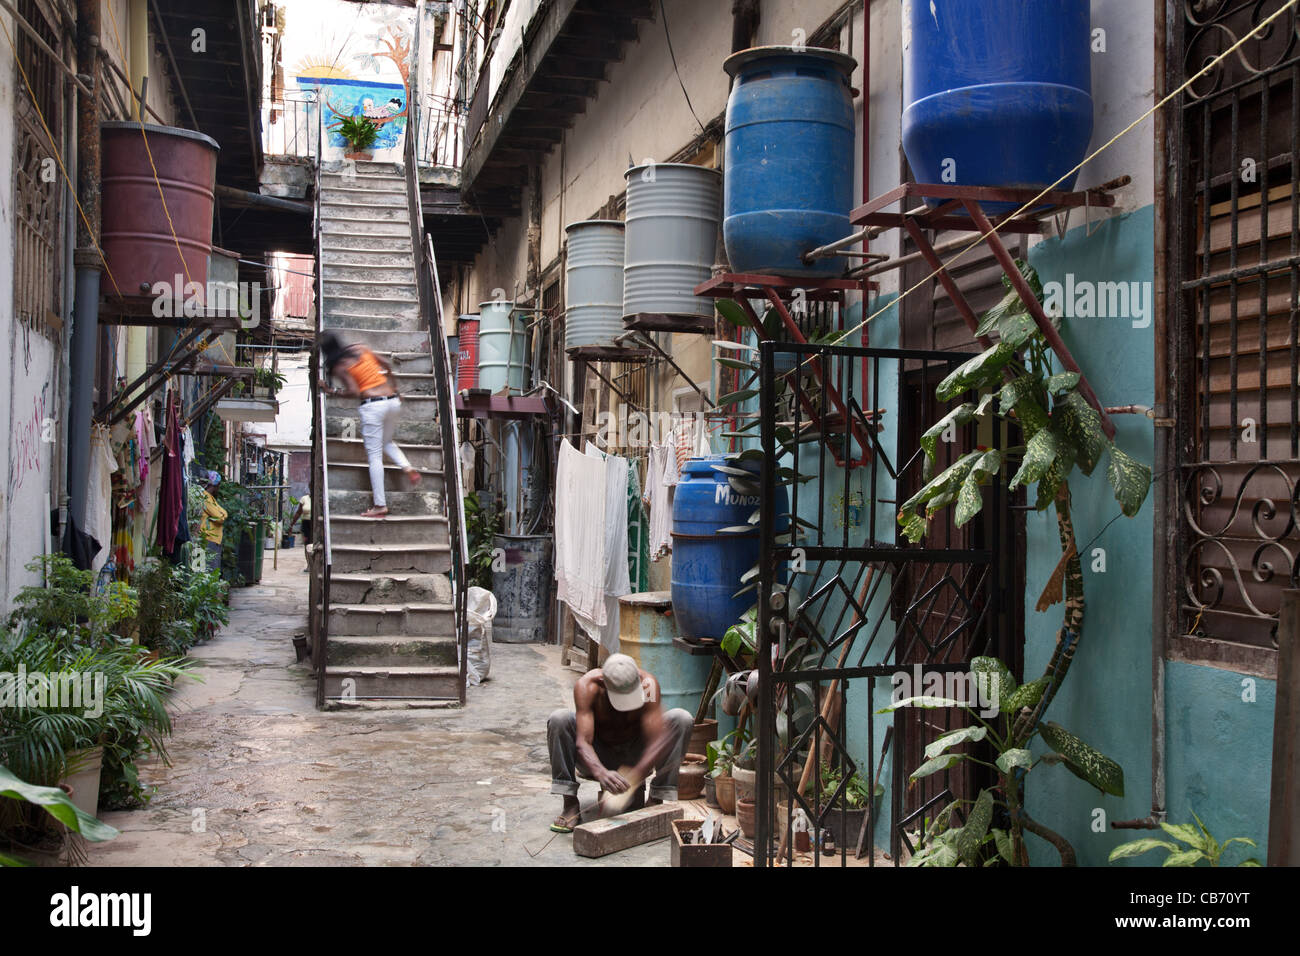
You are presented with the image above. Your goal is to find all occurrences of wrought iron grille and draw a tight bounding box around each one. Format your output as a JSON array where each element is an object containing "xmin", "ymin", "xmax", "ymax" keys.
[
  {"xmin": 754, "ymin": 340, "xmax": 1015, "ymax": 866},
  {"xmin": 12, "ymin": 0, "xmax": 63, "ymax": 337},
  {"xmin": 1172, "ymin": 0, "xmax": 1300, "ymax": 658}
]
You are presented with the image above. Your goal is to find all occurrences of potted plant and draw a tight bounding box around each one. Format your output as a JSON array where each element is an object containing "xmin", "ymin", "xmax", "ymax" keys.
[
  {"xmin": 336, "ymin": 115, "xmax": 380, "ymax": 160},
  {"xmin": 706, "ymin": 728, "xmax": 751, "ymax": 815}
]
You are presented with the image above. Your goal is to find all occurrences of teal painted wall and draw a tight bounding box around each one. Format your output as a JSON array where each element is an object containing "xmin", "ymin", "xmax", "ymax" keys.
[
  {"xmin": 1021, "ymin": 206, "xmax": 1158, "ymax": 866},
  {"xmin": 1164, "ymin": 660, "xmax": 1274, "ymax": 862}
]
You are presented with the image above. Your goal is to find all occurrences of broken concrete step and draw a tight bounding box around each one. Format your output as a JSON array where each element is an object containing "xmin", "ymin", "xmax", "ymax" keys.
[
  {"xmin": 327, "ymin": 512, "xmax": 448, "ymax": 546},
  {"xmin": 323, "ymin": 278, "xmax": 419, "ymax": 300},
  {"xmin": 328, "ymin": 571, "xmax": 452, "ymax": 605},
  {"xmin": 322, "ymin": 665, "xmax": 461, "ymax": 703},
  {"xmin": 320, "ymin": 158, "xmax": 404, "ymax": 176},
  {"xmin": 328, "ymin": 603, "xmax": 455, "ymax": 638},
  {"xmin": 327, "ymin": 436, "xmax": 442, "ymax": 470},
  {"xmin": 326, "ymin": 460, "xmax": 444, "ymax": 495},
  {"xmin": 329, "ymin": 542, "xmax": 451, "ymax": 575},
  {"xmin": 324, "ymin": 634, "xmax": 458, "ymax": 668},
  {"xmin": 327, "ymin": 487, "xmax": 446, "ymax": 518}
]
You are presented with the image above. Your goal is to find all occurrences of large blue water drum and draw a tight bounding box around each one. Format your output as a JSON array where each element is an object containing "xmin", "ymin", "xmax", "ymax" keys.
[
  {"xmin": 671, "ymin": 457, "xmax": 789, "ymax": 640},
  {"xmin": 901, "ymin": 0, "xmax": 1094, "ymax": 210},
  {"xmin": 723, "ymin": 46, "xmax": 857, "ymax": 277}
]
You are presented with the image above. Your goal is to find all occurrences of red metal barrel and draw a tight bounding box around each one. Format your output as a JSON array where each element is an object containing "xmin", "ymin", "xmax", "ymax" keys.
[
  {"xmin": 457, "ymin": 315, "xmax": 480, "ymax": 389},
  {"xmin": 100, "ymin": 121, "xmax": 220, "ymax": 299}
]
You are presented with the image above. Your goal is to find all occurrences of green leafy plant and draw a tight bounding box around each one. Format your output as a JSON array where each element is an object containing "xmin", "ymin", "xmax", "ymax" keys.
[
  {"xmin": 464, "ymin": 492, "xmax": 502, "ymax": 590},
  {"xmin": 179, "ymin": 566, "xmax": 229, "ymax": 641},
  {"xmin": 810, "ymin": 759, "xmax": 882, "ymax": 811},
  {"xmin": 0, "ymin": 766, "xmax": 118, "ymax": 865},
  {"xmin": 335, "ymin": 114, "xmax": 380, "ymax": 153},
  {"xmin": 706, "ymin": 727, "xmax": 754, "ymax": 779},
  {"xmin": 130, "ymin": 558, "xmax": 195, "ymax": 658},
  {"xmin": 879, "ymin": 654, "xmax": 1124, "ymax": 867},
  {"xmin": 10, "ymin": 554, "xmax": 137, "ymax": 644},
  {"xmin": 1109, "ymin": 812, "xmax": 1261, "ymax": 867},
  {"xmin": 894, "ymin": 261, "xmax": 1152, "ymax": 794}
]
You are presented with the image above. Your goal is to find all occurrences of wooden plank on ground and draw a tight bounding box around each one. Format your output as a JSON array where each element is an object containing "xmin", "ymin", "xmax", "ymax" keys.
[{"xmin": 572, "ymin": 804, "xmax": 684, "ymax": 858}]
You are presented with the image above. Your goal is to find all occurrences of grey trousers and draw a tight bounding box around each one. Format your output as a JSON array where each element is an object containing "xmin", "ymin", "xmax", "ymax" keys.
[{"xmin": 547, "ymin": 707, "xmax": 694, "ymax": 802}]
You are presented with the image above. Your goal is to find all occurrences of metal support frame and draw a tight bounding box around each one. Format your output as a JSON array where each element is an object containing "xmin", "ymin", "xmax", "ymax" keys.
[
  {"xmin": 850, "ymin": 182, "xmax": 1120, "ymax": 439},
  {"xmin": 695, "ymin": 272, "xmax": 881, "ymax": 468}
]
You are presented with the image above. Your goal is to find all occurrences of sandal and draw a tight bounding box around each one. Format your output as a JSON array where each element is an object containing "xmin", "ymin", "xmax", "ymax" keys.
[
  {"xmin": 360, "ymin": 506, "xmax": 389, "ymax": 518},
  {"xmin": 549, "ymin": 818, "xmax": 575, "ymax": 834}
]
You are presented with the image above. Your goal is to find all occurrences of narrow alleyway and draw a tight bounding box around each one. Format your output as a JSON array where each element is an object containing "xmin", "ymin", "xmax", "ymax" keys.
[{"xmin": 85, "ymin": 547, "xmax": 681, "ymax": 866}]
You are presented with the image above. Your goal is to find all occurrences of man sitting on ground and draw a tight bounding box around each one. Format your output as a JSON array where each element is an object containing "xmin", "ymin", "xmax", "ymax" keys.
[{"xmin": 546, "ymin": 653, "xmax": 694, "ymax": 833}]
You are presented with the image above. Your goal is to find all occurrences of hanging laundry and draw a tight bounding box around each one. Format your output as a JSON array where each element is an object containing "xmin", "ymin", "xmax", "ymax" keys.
[
  {"xmin": 625, "ymin": 458, "xmax": 649, "ymax": 593},
  {"xmin": 585, "ymin": 444, "xmax": 633, "ymax": 651},
  {"xmin": 85, "ymin": 424, "xmax": 118, "ymax": 574},
  {"xmin": 646, "ymin": 443, "xmax": 675, "ymax": 562},
  {"xmin": 156, "ymin": 393, "xmax": 186, "ymax": 555},
  {"xmin": 135, "ymin": 407, "xmax": 157, "ymax": 520},
  {"xmin": 554, "ymin": 441, "xmax": 607, "ymax": 630}
]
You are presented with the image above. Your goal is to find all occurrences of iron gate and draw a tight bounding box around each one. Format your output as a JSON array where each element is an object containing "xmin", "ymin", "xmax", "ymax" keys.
[{"xmin": 753, "ymin": 339, "xmax": 1017, "ymax": 866}]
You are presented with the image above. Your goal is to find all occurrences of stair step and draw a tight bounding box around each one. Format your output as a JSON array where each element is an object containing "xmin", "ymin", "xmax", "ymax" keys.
[
  {"xmin": 320, "ymin": 217, "xmax": 410, "ymax": 237},
  {"xmin": 326, "ymin": 460, "xmax": 444, "ymax": 494},
  {"xmin": 325, "ymin": 634, "xmax": 458, "ymax": 667},
  {"xmin": 326, "ymin": 413, "xmax": 439, "ymax": 446},
  {"xmin": 329, "ymin": 603, "xmax": 455, "ymax": 637},
  {"xmin": 330, "ymin": 542, "xmax": 451, "ymax": 574},
  {"xmin": 322, "ymin": 665, "xmax": 461, "ymax": 702},
  {"xmin": 329, "ymin": 571, "xmax": 452, "ymax": 605},
  {"xmin": 328, "ymin": 436, "xmax": 441, "ymax": 468},
  {"xmin": 320, "ymin": 237, "xmax": 414, "ymax": 255},
  {"xmin": 319, "ymin": 314, "xmax": 416, "ymax": 332},
  {"xmin": 328, "ymin": 512, "xmax": 448, "ymax": 545},
  {"xmin": 321, "ymin": 203, "xmax": 410, "ymax": 222},
  {"xmin": 321, "ymin": 263, "xmax": 418, "ymax": 283},
  {"xmin": 320, "ymin": 327, "xmax": 430, "ymax": 353},
  {"xmin": 326, "ymin": 392, "xmax": 439, "ymax": 413},
  {"xmin": 322, "ymin": 278, "xmax": 418, "ymax": 299},
  {"xmin": 327, "ymin": 488, "xmax": 446, "ymax": 518},
  {"xmin": 319, "ymin": 186, "xmax": 407, "ymax": 206}
]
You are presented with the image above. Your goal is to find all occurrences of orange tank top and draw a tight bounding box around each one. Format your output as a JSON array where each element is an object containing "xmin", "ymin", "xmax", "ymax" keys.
[{"xmin": 347, "ymin": 348, "xmax": 387, "ymax": 393}]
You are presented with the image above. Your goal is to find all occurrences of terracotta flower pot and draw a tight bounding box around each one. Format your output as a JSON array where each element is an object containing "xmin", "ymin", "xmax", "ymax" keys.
[
  {"xmin": 688, "ymin": 718, "xmax": 717, "ymax": 757},
  {"xmin": 715, "ymin": 774, "xmax": 736, "ymax": 814},
  {"xmin": 733, "ymin": 766, "xmax": 755, "ymax": 803},
  {"xmin": 736, "ymin": 798, "xmax": 756, "ymax": 839},
  {"xmin": 678, "ymin": 754, "xmax": 707, "ymax": 800}
]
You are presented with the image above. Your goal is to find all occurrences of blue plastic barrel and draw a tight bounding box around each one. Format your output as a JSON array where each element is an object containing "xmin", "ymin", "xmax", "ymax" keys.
[
  {"xmin": 723, "ymin": 45, "xmax": 857, "ymax": 277},
  {"xmin": 901, "ymin": 0, "xmax": 1094, "ymax": 209},
  {"xmin": 670, "ymin": 457, "xmax": 789, "ymax": 640}
]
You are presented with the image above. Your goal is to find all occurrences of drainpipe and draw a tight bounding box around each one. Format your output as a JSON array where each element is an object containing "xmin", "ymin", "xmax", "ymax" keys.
[
  {"xmin": 67, "ymin": 0, "xmax": 103, "ymax": 540},
  {"xmin": 1115, "ymin": 0, "xmax": 1169, "ymax": 832},
  {"xmin": 731, "ymin": 0, "xmax": 759, "ymax": 52},
  {"xmin": 124, "ymin": 0, "xmax": 149, "ymax": 394}
]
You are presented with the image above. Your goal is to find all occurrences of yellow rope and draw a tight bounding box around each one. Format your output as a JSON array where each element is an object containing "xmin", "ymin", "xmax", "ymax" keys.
[
  {"xmin": 0, "ymin": 15, "xmax": 122, "ymax": 297},
  {"xmin": 817, "ymin": 0, "xmax": 1300, "ymax": 364}
]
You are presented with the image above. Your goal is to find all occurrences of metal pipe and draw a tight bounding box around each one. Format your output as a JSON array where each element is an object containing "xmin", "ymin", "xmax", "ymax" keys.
[{"xmin": 67, "ymin": 0, "xmax": 102, "ymax": 541}]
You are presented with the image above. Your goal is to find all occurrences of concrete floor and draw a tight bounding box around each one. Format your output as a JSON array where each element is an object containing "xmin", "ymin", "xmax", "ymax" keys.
[{"xmin": 86, "ymin": 545, "xmax": 702, "ymax": 867}]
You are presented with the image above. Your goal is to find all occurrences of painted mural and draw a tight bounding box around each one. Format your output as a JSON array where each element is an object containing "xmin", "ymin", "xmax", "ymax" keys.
[{"xmin": 284, "ymin": 0, "xmax": 414, "ymax": 160}]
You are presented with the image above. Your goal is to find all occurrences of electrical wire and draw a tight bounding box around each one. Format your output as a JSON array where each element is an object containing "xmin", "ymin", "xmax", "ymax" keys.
[{"xmin": 659, "ymin": 0, "xmax": 706, "ymax": 137}]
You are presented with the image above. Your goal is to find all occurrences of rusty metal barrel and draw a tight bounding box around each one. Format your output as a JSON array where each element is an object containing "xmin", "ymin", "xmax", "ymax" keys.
[{"xmin": 100, "ymin": 121, "xmax": 220, "ymax": 298}]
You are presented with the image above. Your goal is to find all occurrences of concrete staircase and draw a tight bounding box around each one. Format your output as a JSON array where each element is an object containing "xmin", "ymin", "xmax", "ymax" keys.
[{"xmin": 317, "ymin": 159, "xmax": 461, "ymax": 707}]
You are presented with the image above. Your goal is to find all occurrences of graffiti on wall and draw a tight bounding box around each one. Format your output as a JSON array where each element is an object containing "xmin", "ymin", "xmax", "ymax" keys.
[{"xmin": 8, "ymin": 384, "xmax": 49, "ymax": 498}]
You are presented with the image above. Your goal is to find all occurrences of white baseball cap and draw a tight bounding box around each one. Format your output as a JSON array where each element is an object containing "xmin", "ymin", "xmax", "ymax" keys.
[{"xmin": 601, "ymin": 654, "xmax": 645, "ymax": 712}]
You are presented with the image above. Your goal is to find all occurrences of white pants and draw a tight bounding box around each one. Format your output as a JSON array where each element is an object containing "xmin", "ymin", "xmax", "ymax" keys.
[{"xmin": 357, "ymin": 397, "xmax": 412, "ymax": 507}]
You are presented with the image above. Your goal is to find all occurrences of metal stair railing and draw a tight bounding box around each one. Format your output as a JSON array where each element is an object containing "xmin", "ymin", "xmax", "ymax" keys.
[{"xmin": 403, "ymin": 19, "xmax": 470, "ymax": 703}]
